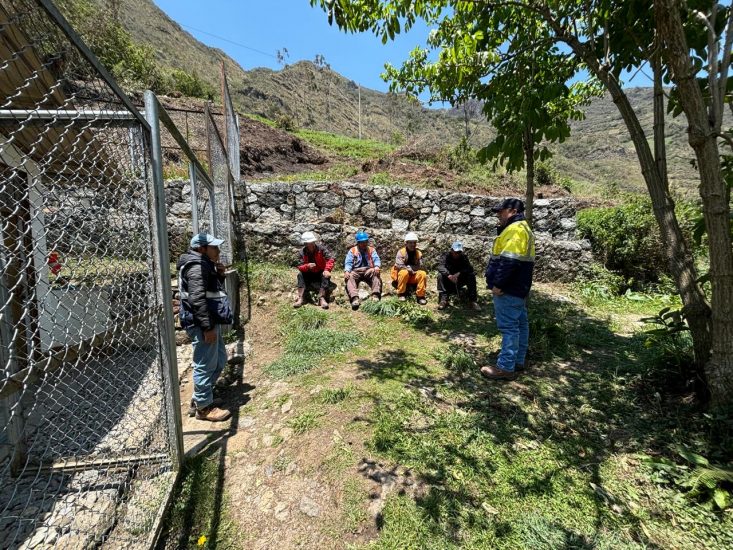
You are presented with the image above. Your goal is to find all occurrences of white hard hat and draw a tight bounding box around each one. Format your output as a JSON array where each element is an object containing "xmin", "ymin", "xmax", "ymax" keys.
[
  {"xmin": 301, "ymin": 231, "xmax": 317, "ymax": 244},
  {"xmin": 404, "ymin": 232, "xmax": 418, "ymax": 242}
]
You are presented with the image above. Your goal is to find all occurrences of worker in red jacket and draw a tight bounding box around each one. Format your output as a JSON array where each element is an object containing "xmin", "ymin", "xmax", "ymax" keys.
[{"xmin": 294, "ymin": 231, "xmax": 335, "ymax": 309}]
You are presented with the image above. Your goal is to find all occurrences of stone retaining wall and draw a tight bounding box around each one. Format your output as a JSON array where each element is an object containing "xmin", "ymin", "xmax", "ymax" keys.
[{"xmin": 164, "ymin": 179, "xmax": 594, "ymax": 282}]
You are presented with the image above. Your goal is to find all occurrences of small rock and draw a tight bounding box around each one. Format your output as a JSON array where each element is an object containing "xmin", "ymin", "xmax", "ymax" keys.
[
  {"xmin": 262, "ymin": 435, "xmax": 274, "ymax": 446},
  {"xmin": 299, "ymin": 496, "xmax": 321, "ymax": 517},
  {"xmin": 280, "ymin": 427, "xmax": 294, "ymax": 441},
  {"xmin": 240, "ymin": 416, "xmax": 256, "ymax": 429},
  {"xmin": 285, "ymin": 461, "xmax": 297, "ymax": 475},
  {"xmin": 281, "ymin": 400, "xmax": 292, "ymax": 414}
]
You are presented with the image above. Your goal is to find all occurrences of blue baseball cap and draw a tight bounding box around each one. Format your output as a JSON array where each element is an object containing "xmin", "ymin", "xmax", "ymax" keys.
[{"xmin": 190, "ymin": 233, "xmax": 224, "ymax": 248}]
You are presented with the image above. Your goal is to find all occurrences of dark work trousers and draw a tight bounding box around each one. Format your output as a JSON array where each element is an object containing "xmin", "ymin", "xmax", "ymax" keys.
[
  {"xmin": 297, "ymin": 271, "xmax": 331, "ymax": 290},
  {"xmin": 437, "ymin": 272, "xmax": 478, "ymax": 301}
]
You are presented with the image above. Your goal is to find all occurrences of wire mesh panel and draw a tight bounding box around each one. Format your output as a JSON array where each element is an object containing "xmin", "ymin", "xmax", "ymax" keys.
[
  {"xmin": 0, "ymin": 1, "xmax": 180, "ymax": 548},
  {"xmin": 192, "ymin": 166, "xmax": 214, "ymax": 236},
  {"xmin": 221, "ymin": 67, "xmax": 240, "ymax": 182},
  {"xmin": 205, "ymin": 105, "xmax": 233, "ymax": 264}
]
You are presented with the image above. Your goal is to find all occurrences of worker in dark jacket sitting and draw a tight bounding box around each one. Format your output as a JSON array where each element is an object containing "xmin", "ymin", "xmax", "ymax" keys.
[
  {"xmin": 437, "ymin": 241, "xmax": 480, "ymax": 311},
  {"xmin": 177, "ymin": 233, "xmax": 234, "ymax": 422},
  {"xmin": 481, "ymin": 198, "xmax": 535, "ymax": 381},
  {"xmin": 294, "ymin": 231, "xmax": 336, "ymax": 309}
]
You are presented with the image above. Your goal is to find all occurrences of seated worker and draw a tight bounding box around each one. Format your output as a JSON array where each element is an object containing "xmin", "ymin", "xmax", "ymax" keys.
[
  {"xmin": 437, "ymin": 241, "xmax": 481, "ymax": 311},
  {"xmin": 390, "ymin": 232, "xmax": 427, "ymax": 305},
  {"xmin": 293, "ymin": 231, "xmax": 335, "ymax": 309},
  {"xmin": 344, "ymin": 230, "xmax": 382, "ymax": 310}
]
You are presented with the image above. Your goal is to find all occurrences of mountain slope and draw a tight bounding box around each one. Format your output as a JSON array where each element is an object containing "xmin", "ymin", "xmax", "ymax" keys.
[{"xmin": 84, "ymin": 0, "xmax": 698, "ymax": 194}]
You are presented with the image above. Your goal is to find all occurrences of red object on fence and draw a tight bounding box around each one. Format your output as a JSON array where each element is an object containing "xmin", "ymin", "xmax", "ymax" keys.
[{"xmin": 48, "ymin": 251, "xmax": 63, "ymax": 275}]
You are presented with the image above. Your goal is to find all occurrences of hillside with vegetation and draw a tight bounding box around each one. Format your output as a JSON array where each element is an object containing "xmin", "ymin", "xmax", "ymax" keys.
[{"xmin": 69, "ymin": 0, "xmax": 699, "ymax": 197}]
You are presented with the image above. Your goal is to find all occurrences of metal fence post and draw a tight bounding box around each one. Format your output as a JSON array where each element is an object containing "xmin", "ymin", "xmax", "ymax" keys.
[
  {"xmin": 190, "ymin": 162, "xmax": 200, "ymax": 234},
  {"xmin": 144, "ymin": 91, "xmax": 184, "ymax": 470}
]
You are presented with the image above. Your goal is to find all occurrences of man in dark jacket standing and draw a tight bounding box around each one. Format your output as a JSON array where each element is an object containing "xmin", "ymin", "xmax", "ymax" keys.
[
  {"xmin": 482, "ymin": 198, "xmax": 535, "ymax": 381},
  {"xmin": 294, "ymin": 231, "xmax": 336, "ymax": 309},
  {"xmin": 436, "ymin": 241, "xmax": 481, "ymax": 311},
  {"xmin": 177, "ymin": 233, "xmax": 233, "ymax": 421}
]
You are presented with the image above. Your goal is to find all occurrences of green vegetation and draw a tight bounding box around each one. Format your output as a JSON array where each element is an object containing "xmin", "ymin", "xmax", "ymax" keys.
[
  {"xmin": 263, "ymin": 306, "xmax": 358, "ymax": 378},
  {"xmin": 59, "ymin": 0, "xmax": 213, "ymax": 97},
  {"xmin": 577, "ymin": 198, "xmax": 700, "ymax": 287},
  {"xmin": 158, "ymin": 453, "xmax": 239, "ymax": 549},
  {"xmin": 295, "ymin": 129, "xmax": 396, "ymax": 159}
]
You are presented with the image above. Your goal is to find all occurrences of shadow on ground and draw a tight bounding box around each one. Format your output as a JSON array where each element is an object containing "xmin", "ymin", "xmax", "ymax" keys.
[{"xmin": 352, "ymin": 288, "xmax": 704, "ymax": 547}]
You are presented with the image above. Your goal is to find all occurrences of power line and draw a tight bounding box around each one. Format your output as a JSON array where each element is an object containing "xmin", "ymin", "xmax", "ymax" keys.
[{"xmin": 178, "ymin": 23, "xmax": 277, "ymax": 59}]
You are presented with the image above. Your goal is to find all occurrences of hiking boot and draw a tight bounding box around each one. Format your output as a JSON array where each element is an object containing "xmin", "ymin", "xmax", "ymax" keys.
[
  {"xmin": 515, "ymin": 360, "xmax": 528, "ymax": 372},
  {"xmin": 437, "ymin": 297, "xmax": 448, "ymax": 310},
  {"xmin": 469, "ymin": 301, "xmax": 481, "ymax": 311},
  {"xmin": 417, "ymin": 297, "xmax": 427, "ymax": 306},
  {"xmin": 371, "ymin": 294, "xmax": 381, "ymax": 302},
  {"xmin": 479, "ymin": 365, "xmax": 517, "ymax": 381},
  {"xmin": 293, "ymin": 287, "xmax": 305, "ymax": 309},
  {"xmin": 195, "ymin": 405, "xmax": 231, "ymax": 422},
  {"xmin": 319, "ymin": 289, "xmax": 329, "ymax": 310},
  {"xmin": 188, "ymin": 397, "xmax": 223, "ymax": 417},
  {"xmin": 351, "ymin": 297, "xmax": 361, "ymax": 310},
  {"xmin": 398, "ymin": 295, "xmax": 407, "ymax": 302}
]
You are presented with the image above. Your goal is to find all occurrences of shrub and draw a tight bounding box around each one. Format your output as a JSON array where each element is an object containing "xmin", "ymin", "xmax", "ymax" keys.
[
  {"xmin": 164, "ymin": 69, "xmax": 214, "ymax": 99},
  {"xmin": 577, "ymin": 197, "xmax": 698, "ymax": 287},
  {"xmin": 275, "ymin": 114, "xmax": 297, "ymax": 132}
]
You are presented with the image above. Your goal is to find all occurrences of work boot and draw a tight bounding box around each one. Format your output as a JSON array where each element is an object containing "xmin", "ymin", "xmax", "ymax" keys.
[
  {"xmin": 371, "ymin": 294, "xmax": 381, "ymax": 302},
  {"xmin": 515, "ymin": 360, "xmax": 528, "ymax": 372},
  {"xmin": 417, "ymin": 297, "xmax": 427, "ymax": 306},
  {"xmin": 319, "ymin": 289, "xmax": 329, "ymax": 310},
  {"xmin": 351, "ymin": 297, "xmax": 361, "ymax": 310},
  {"xmin": 293, "ymin": 287, "xmax": 306, "ymax": 309},
  {"xmin": 479, "ymin": 365, "xmax": 518, "ymax": 381},
  {"xmin": 188, "ymin": 397, "xmax": 223, "ymax": 417},
  {"xmin": 398, "ymin": 295, "xmax": 407, "ymax": 302},
  {"xmin": 437, "ymin": 296, "xmax": 448, "ymax": 310},
  {"xmin": 469, "ymin": 301, "xmax": 481, "ymax": 311},
  {"xmin": 195, "ymin": 405, "xmax": 231, "ymax": 422}
]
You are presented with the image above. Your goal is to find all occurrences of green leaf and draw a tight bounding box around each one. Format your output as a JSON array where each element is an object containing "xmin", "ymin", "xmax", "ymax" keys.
[{"xmin": 713, "ymin": 488, "xmax": 730, "ymax": 510}]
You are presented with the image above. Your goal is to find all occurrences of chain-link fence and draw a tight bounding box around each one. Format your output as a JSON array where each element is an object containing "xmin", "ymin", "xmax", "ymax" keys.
[
  {"xmin": 1, "ymin": 1, "xmax": 182, "ymax": 548},
  {"xmin": 204, "ymin": 103, "xmax": 234, "ymax": 265}
]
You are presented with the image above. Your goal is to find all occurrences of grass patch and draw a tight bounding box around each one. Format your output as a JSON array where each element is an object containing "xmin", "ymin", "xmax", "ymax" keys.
[
  {"xmin": 319, "ymin": 385, "xmax": 354, "ymax": 404},
  {"xmin": 236, "ymin": 260, "xmax": 291, "ymax": 293},
  {"xmin": 288, "ymin": 410, "xmax": 324, "ymax": 434},
  {"xmin": 295, "ymin": 129, "xmax": 395, "ymax": 159},
  {"xmin": 264, "ymin": 306, "xmax": 359, "ymax": 378},
  {"xmin": 158, "ymin": 453, "xmax": 239, "ymax": 549},
  {"xmin": 361, "ymin": 297, "xmax": 435, "ymax": 327}
]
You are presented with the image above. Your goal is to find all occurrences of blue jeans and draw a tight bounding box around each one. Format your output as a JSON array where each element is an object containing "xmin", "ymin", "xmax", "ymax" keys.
[
  {"xmin": 493, "ymin": 294, "xmax": 529, "ymax": 372},
  {"xmin": 186, "ymin": 325, "xmax": 226, "ymax": 408}
]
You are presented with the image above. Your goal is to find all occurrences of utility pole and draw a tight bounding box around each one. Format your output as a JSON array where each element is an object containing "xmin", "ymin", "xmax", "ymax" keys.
[{"xmin": 358, "ymin": 84, "xmax": 362, "ymax": 140}]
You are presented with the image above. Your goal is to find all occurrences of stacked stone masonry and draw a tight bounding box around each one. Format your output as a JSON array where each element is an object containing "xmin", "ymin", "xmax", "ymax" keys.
[{"xmin": 165, "ymin": 179, "xmax": 594, "ymax": 282}]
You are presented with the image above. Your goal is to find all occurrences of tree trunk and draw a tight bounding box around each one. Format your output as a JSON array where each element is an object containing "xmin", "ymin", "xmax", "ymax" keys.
[
  {"xmin": 550, "ymin": 26, "xmax": 713, "ymax": 376},
  {"xmin": 523, "ymin": 125, "xmax": 535, "ymax": 225},
  {"xmin": 656, "ymin": 0, "xmax": 733, "ymax": 408}
]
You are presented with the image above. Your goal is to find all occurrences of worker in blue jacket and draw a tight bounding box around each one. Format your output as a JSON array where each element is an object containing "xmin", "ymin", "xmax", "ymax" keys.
[
  {"xmin": 344, "ymin": 230, "xmax": 382, "ymax": 310},
  {"xmin": 482, "ymin": 198, "xmax": 535, "ymax": 381}
]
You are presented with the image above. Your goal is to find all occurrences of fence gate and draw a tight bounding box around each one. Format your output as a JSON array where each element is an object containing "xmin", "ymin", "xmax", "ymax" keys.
[{"xmin": 0, "ymin": 1, "xmax": 182, "ymax": 548}]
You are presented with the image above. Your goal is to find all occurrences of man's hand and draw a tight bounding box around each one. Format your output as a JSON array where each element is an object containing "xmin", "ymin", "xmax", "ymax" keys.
[
  {"xmin": 215, "ymin": 262, "xmax": 226, "ymax": 276},
  {"xmin": 374, "ymin": 267, "xmax": 380, "ymax": 275},
  {"xmin": 204, "ymin": 329, "xmax": 217, "ymax": 344},
  {"xmin": 406, "ymin": 266, "xmax": 414, "ymax": 274},
  {"xmin": 448, "ymin": 273, "xmax": 459, "ymax": 283},
  {"xmin": 323, "ymin": 270, "xmax": 331, "ymax": 278},
  {"xmin": 365, "ymin": 268, "xmax": 374, "ymax": 277},
  {"xmin": 344, "ymin": 271, "xmax": 351, "ymax": 280},
  {"xmin": 307, "ymin": 262, "xmax": 317, "ymax": 270},
  {"xmin": 491, "ymin": 287, "xmax": 504, "ymax": 296}
]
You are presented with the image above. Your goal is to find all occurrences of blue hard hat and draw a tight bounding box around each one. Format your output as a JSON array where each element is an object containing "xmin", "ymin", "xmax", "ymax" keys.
[{"xmin": 355, "ymin": 231, "xmax": 369, "ymax": 242}]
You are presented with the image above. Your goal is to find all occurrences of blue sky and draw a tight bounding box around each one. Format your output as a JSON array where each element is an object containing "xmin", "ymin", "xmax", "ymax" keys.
[{"xmin": 153, "ymin": 0, "xmax": 653, "ymax": 101}]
